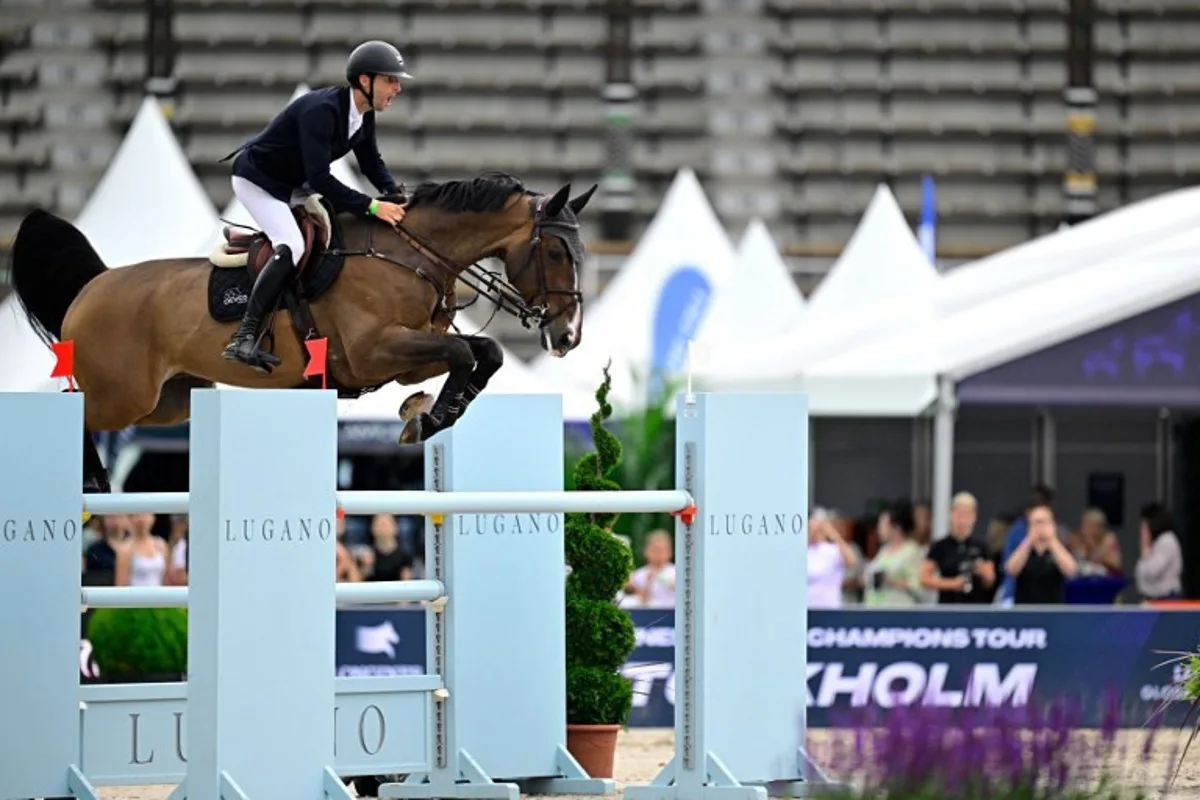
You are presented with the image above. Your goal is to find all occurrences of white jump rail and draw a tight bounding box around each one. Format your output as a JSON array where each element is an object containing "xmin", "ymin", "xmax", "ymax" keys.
[
  {"xmin": 81, "ymin": 581, "xmax": 447, "ymax": 609},
  {"xmin": 84, "ymin": 489, "xmax": 695, "ymax": 517}
]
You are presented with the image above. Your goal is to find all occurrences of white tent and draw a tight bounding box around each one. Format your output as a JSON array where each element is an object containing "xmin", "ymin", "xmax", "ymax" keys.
[
  {"xmin": 336, "ymin": 311, "xmax": 599, "ymax": 422},
  {"xmin": 529, "ymin": 168, "xmax": 739, "ymax": 414},
  {"xmin": 197, "ymin": 83, "xmax": 372, "ymax": 257},
  {"xmin": 804, "ymin": 218, "xmax": 1200, "ymax": 416},
  {"xmin": 696, "ymin": 218, "xmax": 806, "ymax": 350},
  {"xmin": 933, "ymin": 183, "xmax": 1200, "ymax": 316},
  {"xmin": 696, "ymin": 183, "xmax": 935, "ymax": 388},
  {"xmin": 0, "ymin": 95, "xmax": 218, "ymax": 392}
]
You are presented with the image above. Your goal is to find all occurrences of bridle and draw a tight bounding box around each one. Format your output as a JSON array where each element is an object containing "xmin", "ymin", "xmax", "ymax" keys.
[{"xmin": 338, "ymin": 193, "xmax": 583, "ymax": 334}]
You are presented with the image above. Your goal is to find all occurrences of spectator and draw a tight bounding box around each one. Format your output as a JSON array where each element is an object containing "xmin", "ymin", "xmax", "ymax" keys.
[
  {"xmin": 1004, "ymin": 500, "xmax": 1077, "ymax": 604},
  {"xmin": 913, "ymin": 499, "xmax": 932, "ymax": 547},
  {"xmin": 864, "ymin": 502, "xmax": 925, "ymax": 606},
  {"xmin": 840, "ymin": 516, "xmax": 869, "ymax": 605},
  {"xmin": 165, "ymin": 514, "xmax": 189, "ymax": 586},
  {"xmin": 997, "ymin": 484, "xmax": 1066, "ymax": 605},
  {"xmin": 807, "ymin": 507, "xmax": 858, "ymax": 609},
  {"xmin": 921, "ymin": 492, "xmax": 996, "ymax": 604},
  {"xmin": 368, "ymin": 513, "xmax": 414, "ymax": 581},
  {"xmin": 1067, "ymin": 508, "xmax": 1123, "ymax": 577},
  {"xmin": 83, "ymin": 514, "xmax": 130, "ymax": 586},
  {"xmin": 335, "ymin": 514, "xmax": 363, "ymax": 583},
  {"xmin": 115, "ymin": 513, "xmax": 168, "ymax": 587},
  {"xmin": 1135, "ymin": 502, "xmax": 1183, "ymax": 601},
  {"xmin": 620, "ymin": 529, "xmax": 675, "ymax": 608}
]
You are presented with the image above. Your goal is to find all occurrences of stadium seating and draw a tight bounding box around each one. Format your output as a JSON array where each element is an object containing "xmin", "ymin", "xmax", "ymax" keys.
[{"xmin": 3, "ymin": 0, "xmax": 1200, "ymax": 298}]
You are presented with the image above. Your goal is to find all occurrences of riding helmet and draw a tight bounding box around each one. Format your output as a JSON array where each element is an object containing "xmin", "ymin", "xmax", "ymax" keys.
[{"xmin": 346, "ymin": 40, "xmax": 414, "ymax": 84}]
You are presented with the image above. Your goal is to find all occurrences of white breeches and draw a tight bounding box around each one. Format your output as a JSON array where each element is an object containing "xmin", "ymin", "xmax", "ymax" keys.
[{"xmin": 231, "ymin": 175, "xmax": 307, "ymax": 263}]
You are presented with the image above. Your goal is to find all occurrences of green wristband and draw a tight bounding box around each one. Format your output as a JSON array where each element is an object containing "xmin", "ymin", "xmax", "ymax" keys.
[{"xmin": 369, "ymin": 199, "xmax": 379, "ymax": 216}]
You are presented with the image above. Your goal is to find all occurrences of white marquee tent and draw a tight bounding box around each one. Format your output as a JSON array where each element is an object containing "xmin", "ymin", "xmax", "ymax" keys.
[
  {"xmin": 694, "ymin": 184, "xmax": 936, "ymax": 391},
  {"xmin": 0, "ymin": 95, "xmax": 218, "ymax": 392}
]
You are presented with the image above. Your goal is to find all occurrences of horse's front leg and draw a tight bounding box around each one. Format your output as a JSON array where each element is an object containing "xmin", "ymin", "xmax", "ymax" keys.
[
  {"xmin": 438, "ymin": 335, "xmax": 504, "ymax": 428},
  {"xmin": 343, "ymin": 327, "xmax": 475, "ymax": 445}
]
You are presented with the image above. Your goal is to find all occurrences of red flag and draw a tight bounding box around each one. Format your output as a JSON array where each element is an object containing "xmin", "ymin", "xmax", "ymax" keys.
[
  {"xmin": 304, "ymin": 337, "xmax": 328, "ymax": 390},
  {"xmin": 50, "ymin": 340, "xmax": 76, "ymax": 391}
]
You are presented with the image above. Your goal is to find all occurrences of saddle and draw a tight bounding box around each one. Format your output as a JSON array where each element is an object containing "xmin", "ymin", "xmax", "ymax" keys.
[
  {"xmin": 205, "ymin": 194, "xmax": 347, "ymax": 387},
  {"xmin": 209, "ymin": 194, "xmax": 332, "ymax": 279}
]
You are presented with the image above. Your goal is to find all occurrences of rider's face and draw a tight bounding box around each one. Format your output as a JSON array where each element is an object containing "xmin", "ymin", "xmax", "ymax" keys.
[{"xmin": 372, "ymin": 75, "xmax": 402, "ymax": 111}]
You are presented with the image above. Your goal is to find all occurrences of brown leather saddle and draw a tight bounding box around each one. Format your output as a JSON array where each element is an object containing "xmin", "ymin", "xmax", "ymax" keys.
[{"xmin": 209, "ymin": 196, "xmax": 332, "ymax": 280}]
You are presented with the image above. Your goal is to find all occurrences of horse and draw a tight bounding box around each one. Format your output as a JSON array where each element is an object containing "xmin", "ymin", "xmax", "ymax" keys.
[{"xmin": 10, "ymin": 171, "xmax": 595, "ymax": 493}]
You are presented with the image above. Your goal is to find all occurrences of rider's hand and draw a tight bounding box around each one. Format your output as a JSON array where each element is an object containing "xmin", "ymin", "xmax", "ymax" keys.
[{"xmin": 374, "ymin": 201, "xmax": 407, "ymax": 226}]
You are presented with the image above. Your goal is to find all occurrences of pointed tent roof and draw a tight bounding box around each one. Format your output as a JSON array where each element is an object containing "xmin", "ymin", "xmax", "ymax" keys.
[
  {"xmin": 336, "ymin": 311, "xmax": 598, "ymax": 421},
  {"xmin": 197, "ymin": 83, "xmax": 372, "ymax": 256},
  {"xmin": 696, "ymin": 183, "xmax": 936, "ymax": 387},
  {"xmin": 0, "ymin": 95, "xmax": 218, "ymax": 392},
  {"xmin": 695, "ymin": 218, "xmax": 806, "ymax": 349},
  {"xmin": 529, "ymin": 168, "xmax": 738, "ymax": 413}
]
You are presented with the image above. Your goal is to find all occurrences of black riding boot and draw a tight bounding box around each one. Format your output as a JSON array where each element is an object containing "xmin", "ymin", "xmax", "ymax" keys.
[{"xmin": 222, "ymin": 244, "xmax": 295, "ymax": 374}]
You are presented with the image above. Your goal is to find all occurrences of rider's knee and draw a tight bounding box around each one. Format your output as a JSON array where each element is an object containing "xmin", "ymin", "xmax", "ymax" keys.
[{"xmin": 276, "ymin": 236, "xmax": 306, "ymax": 265}]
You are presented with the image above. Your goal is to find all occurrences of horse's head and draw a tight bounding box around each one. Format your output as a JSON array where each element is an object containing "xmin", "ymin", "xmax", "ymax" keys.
[
  {"xmin": 499, "ymin": 182, "xmax": 595, "ymax": 358},
  {"xmin": 397, "ymin": 173, "xmax": 596, "ymax": 357}
]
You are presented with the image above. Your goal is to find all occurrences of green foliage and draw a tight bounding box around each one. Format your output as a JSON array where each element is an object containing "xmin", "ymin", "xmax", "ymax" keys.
[
  {"xmin": 564, "ymin": 362, "xmax": 637, "ymax": 726},
  {"xmin": 86, "ymin": 607, "xmax": 188, "ymax": 678},
  {"xmin": 562, "ymin": 371, "xmax": 681, "ymax": 566}
]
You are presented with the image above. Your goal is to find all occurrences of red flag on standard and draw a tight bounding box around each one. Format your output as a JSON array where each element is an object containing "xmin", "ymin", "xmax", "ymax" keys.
[
  {"xmin": 304, "ymin": 337, "xmax": 328, "ymax": 390},
  {"xmin": 50, "ymin": 340, "xmax": 76, "ymax": 391}
]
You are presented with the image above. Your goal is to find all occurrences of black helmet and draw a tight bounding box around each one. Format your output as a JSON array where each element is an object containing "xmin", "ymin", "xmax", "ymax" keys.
[{"xmin": 345, "ymin": 40, "xmax": 413, "ymax": 86}]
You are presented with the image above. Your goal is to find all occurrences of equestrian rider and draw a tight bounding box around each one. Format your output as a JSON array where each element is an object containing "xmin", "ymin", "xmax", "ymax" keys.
[{"xmin": 221, "ymin": 40, "xmax": 412, "ymax": 374}]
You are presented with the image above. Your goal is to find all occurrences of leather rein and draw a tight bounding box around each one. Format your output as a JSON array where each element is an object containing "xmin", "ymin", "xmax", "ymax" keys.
[{"xmin": 333, "ymin": 194, "xmax": 583, "ymax": 335}]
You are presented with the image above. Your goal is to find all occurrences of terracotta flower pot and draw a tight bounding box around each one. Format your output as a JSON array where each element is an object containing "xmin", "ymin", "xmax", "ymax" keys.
[{"xmin": 566, "ymin": 723, "xmax": 621, "ymax": 779}]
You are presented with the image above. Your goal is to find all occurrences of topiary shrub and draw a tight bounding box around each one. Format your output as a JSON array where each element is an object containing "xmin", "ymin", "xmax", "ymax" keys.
[
  {"xmin": 86, "ymin": 607, "xmax": 188, "ymax": 680},
  {"xmin": 564, "ymin": 362, "xmax": 637, "ymax": 726}
]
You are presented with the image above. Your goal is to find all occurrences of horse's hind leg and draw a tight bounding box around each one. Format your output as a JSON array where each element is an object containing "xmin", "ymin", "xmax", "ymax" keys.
[{"xmin": 82, "ymin": 427, "xmax": 110, "ymax": 494}]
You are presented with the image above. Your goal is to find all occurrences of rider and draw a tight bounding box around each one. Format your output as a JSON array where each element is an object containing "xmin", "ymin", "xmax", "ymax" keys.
[{"xmin": 221, "ymin": 40, "xmax": 413, "ymax": 374}]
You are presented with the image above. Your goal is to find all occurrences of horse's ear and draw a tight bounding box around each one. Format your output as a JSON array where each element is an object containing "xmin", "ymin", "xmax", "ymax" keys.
[
  {"xmin": 543, "ymin": 184, "xmax": 571, "ymax": 217},
  {"xmin": 568, "ymin": 184, "xmax": 598, "ymax": 215}
]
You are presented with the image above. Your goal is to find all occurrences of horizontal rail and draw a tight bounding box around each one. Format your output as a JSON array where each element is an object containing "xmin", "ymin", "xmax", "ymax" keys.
[
  {"xmin": 84, "ymin": 493, "xmax": 188, "ymax": 515},
  {"xmin": 82, "ymin": 490, "xmax": 695, "ymax": 517},
  {"xmin": 81, "ymin": 580, "xmax": 445, "ymax": 609},
  {"xmin": 337, "ymin": 490, "xmax": 695, "ymax": 515}
]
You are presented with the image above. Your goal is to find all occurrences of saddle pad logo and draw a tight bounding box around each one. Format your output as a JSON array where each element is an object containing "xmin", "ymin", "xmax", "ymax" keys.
[
  {"xmin": 223, "ymin": 288, "xmax": 249, "ymax": 306},
  {"xmin": 356, "ymin": 621, "xmax": 401, "ymax": 658}
]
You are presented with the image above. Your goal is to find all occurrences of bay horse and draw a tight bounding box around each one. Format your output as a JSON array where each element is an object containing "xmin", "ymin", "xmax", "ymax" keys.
[{"xmin": 10, "ymin": 171, "xmax": 594, "ymax": 493}]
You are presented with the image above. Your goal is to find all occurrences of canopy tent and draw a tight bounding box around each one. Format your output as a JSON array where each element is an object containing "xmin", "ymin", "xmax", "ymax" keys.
[
  {"xmin": 932, "ymin": 183, "xmax": 1200, "ymax": 316},
  {"xmin": 0, "ymin": 96, "xmax": 218, "ymax": 392},
  {"xmin": 802, "ymin": 213, "xmax": 1200, "ymax": 416},
  {"xmin": 196, "ymin": 83, "xmax": 372, "ymax": 258},
  {"xmin": 694, "ymin": 184, "xmax": 936, "ymax": 389},
  {"xmin": 529, "ymin": 168, "xmax": 739, "ymax": 414},
  {"xmin": 695, "ymin": 217, "xmax": 807, "ymax": 350}
]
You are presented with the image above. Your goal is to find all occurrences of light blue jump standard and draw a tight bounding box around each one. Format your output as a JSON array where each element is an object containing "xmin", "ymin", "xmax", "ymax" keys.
[{"xmin": 623, "ymin": 393, "xmax": 829, "ymax": 800}]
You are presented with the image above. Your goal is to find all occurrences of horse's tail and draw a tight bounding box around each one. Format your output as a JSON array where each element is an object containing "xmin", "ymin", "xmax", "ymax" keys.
[{"xmin": 10, "ymin": 208, "xmax": 109, "ymax": 346}]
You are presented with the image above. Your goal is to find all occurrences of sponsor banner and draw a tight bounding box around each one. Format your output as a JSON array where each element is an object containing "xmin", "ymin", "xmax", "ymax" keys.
[{"xmin": 83, "ymin": 608, "xmax": 1200, "ymax": 729}]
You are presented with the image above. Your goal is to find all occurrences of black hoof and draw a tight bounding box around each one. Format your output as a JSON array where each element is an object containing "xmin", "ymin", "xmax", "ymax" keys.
[{"xmin": 399, "ymin": 412, "xmax": 436, "ymax": 445}]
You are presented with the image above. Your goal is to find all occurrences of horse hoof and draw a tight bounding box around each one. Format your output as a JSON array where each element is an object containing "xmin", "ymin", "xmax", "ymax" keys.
[
  {"xmin": 398, "ymin": 391, "xmax": 435, "ymax": 423},
  {"xmin": 399, "ymin": 415, "xmax": 424, "ymax": 445}
]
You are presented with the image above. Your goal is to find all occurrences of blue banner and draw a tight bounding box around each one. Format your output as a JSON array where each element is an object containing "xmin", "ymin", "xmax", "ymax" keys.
[
  {"xmin": 80, "ymin": 608, "xmax": 1200, "ymax": 729},
  {"xmin": 330, "ymin": 608, "xmax": 1200, "ymax": 729},
  {"xmin": 647, "ymin": 265, "xmax": 712, "ymax": 403}
]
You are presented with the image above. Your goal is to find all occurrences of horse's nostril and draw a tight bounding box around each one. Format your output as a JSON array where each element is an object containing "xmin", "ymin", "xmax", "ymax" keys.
[{"xmin": 557, "ymin": 330, "xmax": 575, "ymax": 350}]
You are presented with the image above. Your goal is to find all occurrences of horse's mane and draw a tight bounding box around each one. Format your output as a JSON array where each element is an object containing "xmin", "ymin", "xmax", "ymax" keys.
[{"xmin": 406, "ymin": 171, "xmax": 532, "ymax": 213}]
